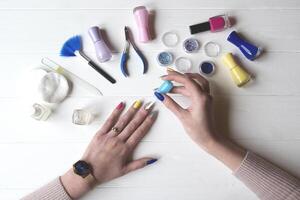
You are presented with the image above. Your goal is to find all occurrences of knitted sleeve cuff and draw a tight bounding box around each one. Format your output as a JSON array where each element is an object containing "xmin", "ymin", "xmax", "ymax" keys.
[
  {"xmin": 21, "ymin": 177, "xmax": 72, "ymax": 200},
  {"xmin": 234, "ymin": 151, "xmax": 300, "ymax": 200}
]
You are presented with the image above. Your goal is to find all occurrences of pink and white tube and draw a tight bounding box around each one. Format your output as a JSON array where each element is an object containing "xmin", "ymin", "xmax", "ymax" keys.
[{"xmin": 133, "ymin": 6, "xmax": 151, "ymax": 43}]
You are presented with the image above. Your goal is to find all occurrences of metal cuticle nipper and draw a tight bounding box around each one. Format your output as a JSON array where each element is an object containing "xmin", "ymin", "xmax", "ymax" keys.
[{"xmin": 120, "ymin": 26, "xmax": 148, "ymax": 77}]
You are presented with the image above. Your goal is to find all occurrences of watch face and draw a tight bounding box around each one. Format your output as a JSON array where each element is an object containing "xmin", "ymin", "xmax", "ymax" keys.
[{"xmin": 73, "ymin": 160, "xmax": 91, "ymax": 178}]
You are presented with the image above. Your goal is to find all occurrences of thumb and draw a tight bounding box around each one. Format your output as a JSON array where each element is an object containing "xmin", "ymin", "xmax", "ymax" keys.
[
  {"xmin": 124, "ymin": 158, "xmax": 158, "ymax": 174},
  {"xmin": 155, "ymin": 92, "xmax": 185, "ymax": 119}
]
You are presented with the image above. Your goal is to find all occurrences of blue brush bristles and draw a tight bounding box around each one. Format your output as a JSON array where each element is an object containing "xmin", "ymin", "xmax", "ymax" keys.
[{"xmin": 60, "ymin": 35, "xmax": 82, "ymax": 57}]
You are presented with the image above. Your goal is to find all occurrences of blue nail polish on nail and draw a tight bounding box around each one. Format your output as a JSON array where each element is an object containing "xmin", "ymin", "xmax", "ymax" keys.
[
  {"xmin": 154, "ymin": 92, "xmax": 164, "ymax": 101},
  {"xmin": 146, "ymin": 158, "xmax": 158, "ymax": 165}
]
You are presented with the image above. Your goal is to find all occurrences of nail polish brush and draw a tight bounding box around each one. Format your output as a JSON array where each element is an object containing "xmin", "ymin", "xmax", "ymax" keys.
[
  {"xmin": 41, "ymin": 57, "xmax": 103, "ymax": 96},
  {"xmin": 60, "ymin": 35, "xmax": 116, "ymax": 84}
]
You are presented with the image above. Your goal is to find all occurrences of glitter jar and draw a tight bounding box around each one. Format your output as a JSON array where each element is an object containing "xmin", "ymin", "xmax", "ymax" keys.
[
  {"xmin": 157, "ymin": 51, "xmax": 174, "ymax": 66},
  {"xmin": 199, "ymin": 61, "xmax": 215, "ymax": 76},
  {"xmin": 175, "ymin": 57, "xmax": 192, "ymax": 73},
  {"xmin": 183, "ymin": 38, "xmax": 200, "ymax": 53}
]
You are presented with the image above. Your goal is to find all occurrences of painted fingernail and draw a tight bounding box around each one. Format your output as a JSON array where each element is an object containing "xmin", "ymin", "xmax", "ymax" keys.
[
  {"xmin": 154, "ymin": 92, "xmax": 164, "ymax": 101},
  {"xmin": 116, "ymin": 102, "xmax": 124, "ymax": 110},
  {"xmin": 149, "ymin": 111, "xmax": 158, "ymax": 119},
  {"xmin": 146, "ymin": 158, "xmax": 158, "ymax": 165},
  {"xmin": 133, "ymin": 100, "xmax": 142, "ymax": 109},
  {"xmin": 167, "ymin": 67, "xmax": 175, "ymax": 72},
  {"xmin": 144, "ymin": 101, "xmax": 155, "ymax": 110}
]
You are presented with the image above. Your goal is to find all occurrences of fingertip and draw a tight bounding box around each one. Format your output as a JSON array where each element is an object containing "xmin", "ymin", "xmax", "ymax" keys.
[
  {"xmin": 116, "ymin": 101, "xmax": 125, "ymax": 110},
  {"xmin": 146, "ymin": 158, "xmax": 158, "ymax": 165},
  {"xmin": 154, "ymin": 92, "xmax": 165, "ymax": 101},
  {"xmin": 149, "ymin": 110, "xmax": 159, "ymax": 120}
]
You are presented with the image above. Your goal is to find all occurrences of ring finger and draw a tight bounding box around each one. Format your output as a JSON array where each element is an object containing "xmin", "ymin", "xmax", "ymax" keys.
[{"xmin": 108, "ymin": 100, "xmax": 143, "ymax": 136}]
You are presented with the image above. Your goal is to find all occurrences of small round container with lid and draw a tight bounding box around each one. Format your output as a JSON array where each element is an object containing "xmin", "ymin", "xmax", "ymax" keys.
[
  {"xmin": 175, "ymin": 57, "xmax": 192, "ymax": 73},
  {"xmin": 183, "ymin": 38, "xmax": 200, "ymax": 53},
  {"xmin": 162, "ymin": 31, "xmax": 179, "ymax": 47},
  {"xmin": 157, "ymin": 51, "xmax": 174, "ymax": 66},
  {"xmin": 199, "ymin": 61, "xmax": 215, "ymax": 76},
  {"xmin": 204, "ymin": 41, "xmax": 221, "ymax": 57}
]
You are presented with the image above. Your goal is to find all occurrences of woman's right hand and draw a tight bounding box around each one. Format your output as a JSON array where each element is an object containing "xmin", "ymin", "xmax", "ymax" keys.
[
  {"xmin": 156, "ymin": 70, "xmax": 217, "ymax": 150},
  {"xmin": 155, "ymin": 69, "xmax": 246, "ymax": 171}
]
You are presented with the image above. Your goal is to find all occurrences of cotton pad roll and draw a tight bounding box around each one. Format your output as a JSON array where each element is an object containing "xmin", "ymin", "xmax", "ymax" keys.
[{"xmin": 38, "ymin": 72, "xmax": 69, "ymax": 103}]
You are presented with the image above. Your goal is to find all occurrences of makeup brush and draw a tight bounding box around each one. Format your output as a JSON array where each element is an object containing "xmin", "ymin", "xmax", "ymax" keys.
[{"xmin": 60, "ymin": 35, "xmax": 116, "ymax": 84}]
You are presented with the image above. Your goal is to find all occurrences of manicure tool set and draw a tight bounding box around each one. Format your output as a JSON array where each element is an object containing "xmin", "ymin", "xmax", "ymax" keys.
[{"xmin": 28, "ymin": 6, "xmax": 263, "ymax": 123}]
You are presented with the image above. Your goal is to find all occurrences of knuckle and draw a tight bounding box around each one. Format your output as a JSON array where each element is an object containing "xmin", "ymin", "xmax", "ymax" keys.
[
  {"xmin": 121, "ymin": 146, "xmax": 129, "ymax": 155},
  {"xmin": 125, "ymin": 143, "xmax": 134, "ymax": 151},
  {"xmin": 95, "ymin": 133, "xmax": 104, "ymax": 141},
  {"xmin": 108, "ymin": 138, "xmax": 119, "ymax": 148}
]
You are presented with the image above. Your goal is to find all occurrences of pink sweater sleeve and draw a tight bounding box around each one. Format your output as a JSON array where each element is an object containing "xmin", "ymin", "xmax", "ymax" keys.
[
  {"xmin": 21, "ymin": 152, "xmax": 300, "ymax": 200},
  {"xmin": 21, "ymin": 177, "xmax": 71, "ymax": 200},
  {"xmin": 234, "ymin": 151, "xmax": 300, "ymax": 200}
]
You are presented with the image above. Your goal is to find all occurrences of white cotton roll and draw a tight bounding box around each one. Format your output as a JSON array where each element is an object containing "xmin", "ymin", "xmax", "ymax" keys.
[{"xmin": 38, "ymin": 72, "xmax": 69, "ymax": 103}]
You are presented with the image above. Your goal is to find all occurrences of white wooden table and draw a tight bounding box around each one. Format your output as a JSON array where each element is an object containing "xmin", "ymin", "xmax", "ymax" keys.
[{"xmin": 1, "ymin": 0, "xmax": 300, "ymax": 199}]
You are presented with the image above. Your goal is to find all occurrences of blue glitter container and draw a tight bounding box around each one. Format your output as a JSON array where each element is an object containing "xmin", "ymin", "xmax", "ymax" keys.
[
  {"xmin": 199, "ymin": 61, "xmax": 215, "ymax": 76},
  {"xmin": 183, "ymin": 38, "xmax": 200, "ymax": 53},
  {"xmin": 157, "ymin": 51, "xmax": 174, "ymax": 66}
]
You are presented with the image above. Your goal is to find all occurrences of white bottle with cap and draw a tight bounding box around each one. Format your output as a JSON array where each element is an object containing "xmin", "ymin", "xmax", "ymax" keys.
[{"xmin": 31, "ymin": 103, "xmax": 51, "ymax": 121}]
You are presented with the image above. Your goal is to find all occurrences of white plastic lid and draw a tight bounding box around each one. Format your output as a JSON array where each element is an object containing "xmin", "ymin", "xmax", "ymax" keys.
[
  {"xmin": 175, "ymin": 57, "xmax": 192, "ymax": 73},
  {"xmin": 162, "ymin": 31, "xmax": 179, "ymax": 47},
  {"xmin": 204, "ymin": 41, "xmax": 221, "ymax": 57}
]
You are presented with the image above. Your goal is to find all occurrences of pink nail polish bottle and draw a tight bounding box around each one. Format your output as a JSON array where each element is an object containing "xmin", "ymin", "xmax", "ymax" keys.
[{"xmin": 189, "ymin": 14, "xmax": 231, "ymax": 34}]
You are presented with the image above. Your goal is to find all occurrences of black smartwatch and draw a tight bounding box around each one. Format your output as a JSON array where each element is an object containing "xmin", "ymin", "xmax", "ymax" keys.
[{"xmin": 73, "ymin": 160, "xmax": 92, "ymax": 178}]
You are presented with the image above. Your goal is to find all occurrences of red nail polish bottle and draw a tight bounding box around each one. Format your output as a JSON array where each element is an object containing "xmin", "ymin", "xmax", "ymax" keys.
[{"xmin": 189, "ymin": 14, "xmax": 231, "ymax": 34}]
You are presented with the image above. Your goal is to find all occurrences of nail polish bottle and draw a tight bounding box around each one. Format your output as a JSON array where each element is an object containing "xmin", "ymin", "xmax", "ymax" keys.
[
  {"xmin": 189, "ymin": 14, "xmax": 231, "ymax": 34},
  {"xmin": 222, "ymin": 53, "xmax": 251, "ymax": 87},
  {"xmin": 156, "ymin": 80, "xmax": 173, "ymax": 94},
  {"xmin": 72, "ymin": 109, "xmax": 93, "ymax": 125},
  {"xmin": 88, "ymin": 26, "xmax": 112, "ymax": 63}
]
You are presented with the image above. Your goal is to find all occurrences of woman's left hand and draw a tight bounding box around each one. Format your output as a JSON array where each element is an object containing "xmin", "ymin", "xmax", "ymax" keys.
[{"xmin": 61, "ymin": 100, "xmax": 158, "ymax": 199}]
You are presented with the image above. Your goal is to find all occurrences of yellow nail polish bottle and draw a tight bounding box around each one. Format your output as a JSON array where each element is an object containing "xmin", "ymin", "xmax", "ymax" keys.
[{"xmin": 222, "ymin": 53, "xmax": 251, "ymax": 87}]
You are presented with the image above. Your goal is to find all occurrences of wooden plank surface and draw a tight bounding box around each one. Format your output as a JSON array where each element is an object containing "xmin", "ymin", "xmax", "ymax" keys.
[{"xmin": 0, "ymin": 0, "xmax": 299, "ymax": 199}]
